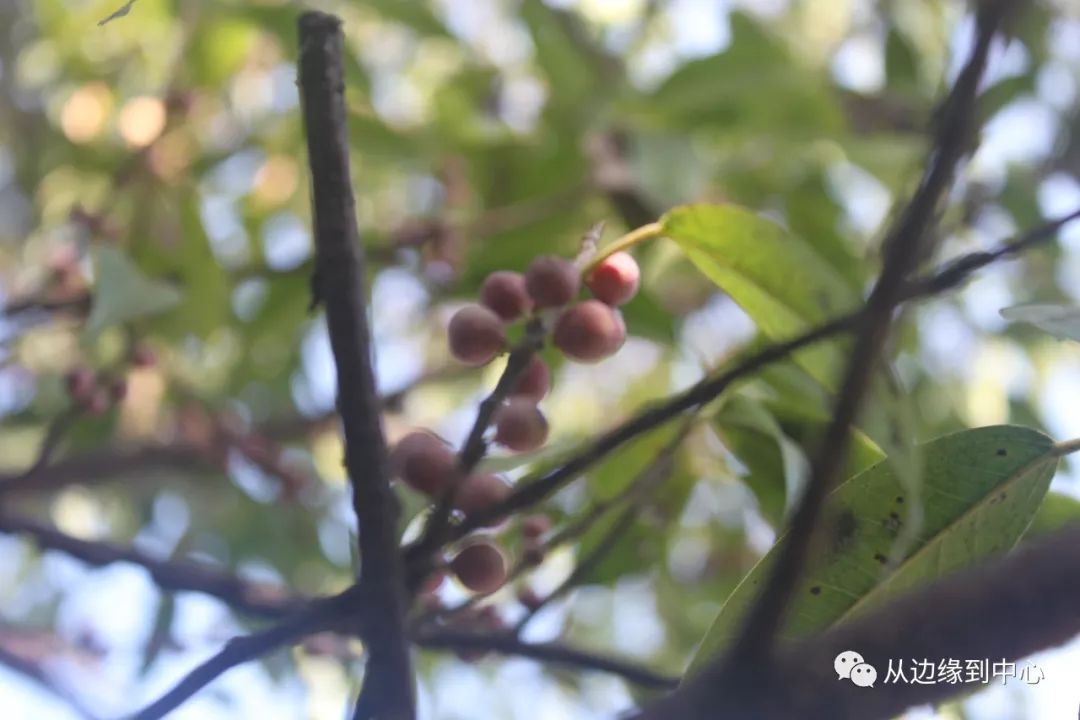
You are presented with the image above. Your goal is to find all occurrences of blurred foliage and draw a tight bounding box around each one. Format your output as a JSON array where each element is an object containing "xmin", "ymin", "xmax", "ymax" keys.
[{"xmin": 2, "ymin": 0, "xmax": 1080, "ymax": 718}]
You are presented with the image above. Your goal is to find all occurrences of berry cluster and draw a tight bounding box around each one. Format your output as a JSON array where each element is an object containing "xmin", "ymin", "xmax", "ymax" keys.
[
  {"xmin": 394, "ymin": 250, "xmax": 641, "ymax": 597},
  {"xmin": 63, "ymin": 345, "xmax": 154, "ymax": 415}
]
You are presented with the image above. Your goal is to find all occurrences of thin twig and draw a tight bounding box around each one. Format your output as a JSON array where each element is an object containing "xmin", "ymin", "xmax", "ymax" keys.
[
  {"xmin": 725, "ymin": 0, "xmax": 1009, "ymax": 665},
  {"xmin": 405, "ymin": 319, "xmax": 546, "ymax": 592},
  {"xmin": 0, "ymin": 444, "xmax": 206, "ymax": 496},
  {"xmin": 127, "ymin": 592, "xmax": 350, "ymax": 720},
  {"xmin": 514, "ymin": 421, "xmax": 691, "ymax": 633},
  {"xmin": 413, "ymin": 628, "xmax": 678, "ymax": 691},
  {"xmin": 0, "ymin": 514, "xmax": 301, "ymax": 619},
  {"xmin": 297, "ymin": 12, "xmax": 413, "ymax": 719},
  {"xmin": 515, "ymin": 503, "xmax": 638, "ymax": 634}
]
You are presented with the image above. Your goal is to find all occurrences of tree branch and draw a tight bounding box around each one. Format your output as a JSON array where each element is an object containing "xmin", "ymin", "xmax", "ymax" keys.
[
  {"xmin": 127, "ymin": 591, "xmax": 351, "ymax": 720},
  {"xmin": 635, "ymin": 523, "xmax": 1080, "ymax": 719},
  {"xmin": 413, "ymin": 628, "xmax": 678, "ymax": 691},
  {"xmin": 725, "ymin": 0, "xmax": 1010, "ymax": 665},
  {"xmin": 297, "ymin": 12, "xmax": 413, "ymax": 719},
  {"xmin": 0, "ymin": 513, "xmax": 301, "ymax": 619},
  {"xmin": 0, "ymin": 444, "xmax": 205, "ymax": 497}
]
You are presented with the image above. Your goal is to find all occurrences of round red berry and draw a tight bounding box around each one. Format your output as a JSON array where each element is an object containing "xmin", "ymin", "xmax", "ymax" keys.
[
  {"xmin": 448, "ymin": 304, "xmax": 506, "ymax": 366},
  {"xmin": 586, "ymin": 251, "xmax": 640, "ymax": 306},
  {"xmin": 524, "ymin": 256, "xmax": 579, "ymax": 308},
  {"xmin": 390, "ymin": 431, "xmax": 456, "ymax": 496},
  {"xmin": 480, "ymin": 271, "xmax": 532, "ymax": 322},
  {"xmin": 494, "ymin": 399, "xmax": 548, "ymax": 453},
  {"xmin": 552, "ymin": 300, "xmax": 626, "ymax": 362}
]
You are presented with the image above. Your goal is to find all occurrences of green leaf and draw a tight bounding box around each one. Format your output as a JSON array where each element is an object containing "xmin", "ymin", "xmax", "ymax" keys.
[
  {"xmin": 363, "ymin": 0, "xmax": 452, "ymax": 37},
  {"xmin": 1000, "ymin": 303, "xmax": 1080, "ymax": 342},
  {"xmin": 83, "ymin": 246, "xmax": 182, "ymax": 340},
  {"xmin": 714, "ymin": 394, "xmax": 810, "ymax": 526},
  {"xmin": 661, "ymin": 203, "xmax": 857, "ymax": 387},
  {"xmin": 641, "ymin": 13, "xmax": 841, "ymax": 136},
  {"xmin": 661, "ymin": 202, "xmax": 920, "ymax": 496},
  {"xmin": 1026, "ymin": 491, "xmax": 1080, "ymax": 537},
  {"xmin": 687, "ymin": 425, "xmax": 1057, "ymax": 675}
]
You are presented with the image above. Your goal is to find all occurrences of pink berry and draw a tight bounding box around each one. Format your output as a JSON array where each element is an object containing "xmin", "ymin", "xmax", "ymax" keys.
[
  {"xmin": 494, "ymin": 399, "xmax": 548, "ymax": 453},
  {"xmin": 64, "ymin": 366, "xmax": 96, "ymax": 402},
  {"xmin": 521, "ymin": 515, "xmax": 551, "ymax": 539},
  {"xmin": 130, "ymin": 345, "xmax": 156, "ymax": 368},
  {"xmin": 586, "ymin": 251, "xmax": 640, "ymax": 306},
  {"xmin": 448, "ymin": 304, "xmax": 506, "ymax": 366},
  {"xmin": 454, "ymin": 473, "xmax": 511, "ymax": 522},
  {"xmin": 450, "ymin": 542, "xmax": 508, "ymax": 594},
  {"xmin": 524, "ymin": 256, "xmax": 579, "ymax": 308},
  {"xmin": 390, "ymin": 431, "xmax": 456, "ymax": 496},
  {"xmin": 552, "ymin": 300, "xmax": 626, "ymax": 362},
  {"xmin": 109, "ymin": 379, "xmax": 128, "ymax": 403},
  {"xmin": 510, "ymin": 355, "xmax": 550, "ymax": 401},
  {"xmin": 480, "ymin": 271, "xmax": 532, "ymax": 322}
]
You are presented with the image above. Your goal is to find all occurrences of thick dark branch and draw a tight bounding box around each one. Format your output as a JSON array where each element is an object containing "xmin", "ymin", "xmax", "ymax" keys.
[
  {"xmin": 127, "ymin": 592, "xmax": 349, "ymax": 720},
  {"xmin": 726, "ymin": 0, "xmax": 1010, "ymax": 664},
  {"xmin": 635, "ymin": 524, "xmax": 1080, "ymax": 719},
  {"xmin": 0, "ymin": 513, "xmax": 301, "ymax": 619},
  {"xmin": 414, "ymin": 628, "xmax": 678, "ymax": 691},
  {"xmin": 297, "ymin": 12, "xmax": 413, "ymax": 719}
]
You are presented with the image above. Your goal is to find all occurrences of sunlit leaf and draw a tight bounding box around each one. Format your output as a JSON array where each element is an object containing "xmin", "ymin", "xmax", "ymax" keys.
[
  {"xmin": 1001, "ymin": 303, "xmax": 1080, "ymax": 342},
  {"xmin": 662, "ymin": 202, "xmax": 921, "ymax": 501},
  {"xmin": 687, "ymin": 425, "xmax": 1057, "ymax": 674}
]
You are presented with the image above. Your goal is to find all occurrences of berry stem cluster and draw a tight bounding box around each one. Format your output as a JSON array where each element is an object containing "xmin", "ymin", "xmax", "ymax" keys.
[{"xmin": 398, "ymin": 227, "xmax": 645, "ymax": 605}]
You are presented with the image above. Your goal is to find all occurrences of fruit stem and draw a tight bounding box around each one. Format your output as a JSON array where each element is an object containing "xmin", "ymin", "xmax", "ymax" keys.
[
  {"xmin": 1052, "ymin": 436, "xmax": 1080, "ymax": 456},
  {"xmin": 582, "ymin": 222, "xmax": 663, "ymax": 274}
]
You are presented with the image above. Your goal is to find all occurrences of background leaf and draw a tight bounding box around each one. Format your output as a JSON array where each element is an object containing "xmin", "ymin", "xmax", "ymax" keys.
[
  {"xmin": 1000, "ymin": 303, "xmax": 1080, "ymax": 341},
  {"xmin": 83, "ymin": 246, "xmax": 182, "ymax": 339}
]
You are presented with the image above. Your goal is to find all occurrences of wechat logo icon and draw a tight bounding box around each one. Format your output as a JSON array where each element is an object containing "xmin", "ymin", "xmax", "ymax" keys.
[{"xmin": 835, "ymin": 650, "xmax": 877, "ymax": 688}]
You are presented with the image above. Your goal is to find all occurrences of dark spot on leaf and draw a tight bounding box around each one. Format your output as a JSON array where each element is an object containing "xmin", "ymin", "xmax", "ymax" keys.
[
  {"xmin": 895, "ymin": 496, "xmax": 904, "ymax": 504},
  {"xmin": 810, "ymin": 586, "xmax": 821, "ymax": 595},
  {"xmin": 831, "ymin": 510, "xmax": 858, "ymax": 553},
  {"xmin": 873, "ymin": 553, "xmax": 888, "ymax": 565},
  {"xmin": 884, "ymin": 512, "xmax": 903, "ymax": 535},
  {"xmin": 998, "ymin": 491, "xmax": 1007, "ymax": 501},
  {"xmin": 996, "ymin": 448, "xmax": 1007, "ymax": 457}
]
